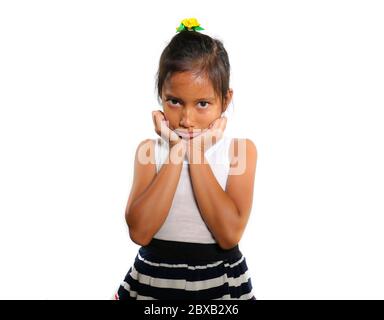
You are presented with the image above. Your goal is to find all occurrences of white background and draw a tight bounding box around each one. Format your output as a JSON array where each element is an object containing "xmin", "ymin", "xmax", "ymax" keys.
[{"xmin": 0, "ymin": 0, "xmax": 383, "ymax": 299}]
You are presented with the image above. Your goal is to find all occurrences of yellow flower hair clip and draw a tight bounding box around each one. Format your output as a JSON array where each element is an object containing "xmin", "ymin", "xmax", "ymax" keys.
[{"xmin": 176, "ymin": 18, "xmax": 205, "ymax": 32}]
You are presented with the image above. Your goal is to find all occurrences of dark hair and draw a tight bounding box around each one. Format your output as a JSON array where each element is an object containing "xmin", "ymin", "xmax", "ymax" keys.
[{"xmin": 155, "ymin": 31, "xmax": 231, "ymax": 112}]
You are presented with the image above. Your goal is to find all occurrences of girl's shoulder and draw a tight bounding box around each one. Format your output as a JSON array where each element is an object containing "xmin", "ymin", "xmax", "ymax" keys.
[
  {"xmin": 228, "ymin": 136, "xmax": 257, "ymax": 150},
  {"xmin": 228, "ymin": 137, "xmax": 257, "ymax": 169},
  {"xmin": 135, "ymin": 138, "xmax": 157, "ymax": 167}
]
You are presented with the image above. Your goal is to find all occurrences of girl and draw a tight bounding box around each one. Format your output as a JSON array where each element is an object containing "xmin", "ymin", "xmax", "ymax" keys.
[{"xmin": 114, "ymin": 18, "xmax": 257, "ymax": 300}]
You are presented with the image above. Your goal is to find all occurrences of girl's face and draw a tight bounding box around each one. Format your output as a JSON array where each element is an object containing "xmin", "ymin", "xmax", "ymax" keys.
[{"xmin": 161, "ymin": 71, "xmax": 233, "ymax": 133}]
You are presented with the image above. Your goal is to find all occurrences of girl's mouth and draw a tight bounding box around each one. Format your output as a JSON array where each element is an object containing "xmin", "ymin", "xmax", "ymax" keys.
[{"xmin": 174, "ymin": 129, "xmax": 207, "ymax": 140}]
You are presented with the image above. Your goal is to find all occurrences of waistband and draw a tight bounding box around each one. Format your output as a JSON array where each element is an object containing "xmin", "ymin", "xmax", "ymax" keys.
[{"xmin": 139, "ymin": 238, "xmax": 242, "ymax": 264}]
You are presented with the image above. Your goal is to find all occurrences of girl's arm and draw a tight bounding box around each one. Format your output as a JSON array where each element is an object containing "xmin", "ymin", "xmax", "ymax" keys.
[
  {"xmin": 188, "ymin": 138, "xmax": 257, "ymax": 249},
  {"xmin": 126, "ymin": 139, "xmax": 186, "ymax": 246}
]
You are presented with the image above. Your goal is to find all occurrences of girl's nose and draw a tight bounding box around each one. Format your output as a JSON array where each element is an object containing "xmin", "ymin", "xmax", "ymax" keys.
[{"xmin": 179, "ymin": 109, "xmax": 195, "ymax": 128}]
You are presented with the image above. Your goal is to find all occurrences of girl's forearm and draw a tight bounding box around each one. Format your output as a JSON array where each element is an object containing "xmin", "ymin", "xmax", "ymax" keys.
[
  {"xmin": 127, "ymin": 141, "xmax": 186, "ymax": 245},
  {"xmin": 188, "ymin": 153, "xmax": 241, "ymax": 249}
]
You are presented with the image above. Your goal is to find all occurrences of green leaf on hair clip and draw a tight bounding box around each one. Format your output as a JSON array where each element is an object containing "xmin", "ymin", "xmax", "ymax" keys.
[
  {"xmin": 193, "ymin": 26, "xmax": 204, "ymax": 31},
  {"xmin": 176, "ymin": 23, "xmax": 186, "ymax": 32}
]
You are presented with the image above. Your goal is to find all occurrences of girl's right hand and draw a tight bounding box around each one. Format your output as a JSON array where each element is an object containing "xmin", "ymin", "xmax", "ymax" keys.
[{"xmin": 152, "ymin": 110, "xmax": 182, "ymax": 148}]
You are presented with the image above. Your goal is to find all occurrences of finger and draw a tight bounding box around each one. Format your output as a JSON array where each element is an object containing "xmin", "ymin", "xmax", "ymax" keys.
[
  {"xmin": 154, "ymin": 111, "xmax": 167, "ymax": 136},
  {"xmin": 153, "ymin": 111, "xmax": 161, "ymax": 128},
  {"xmin": 155, "ymin": 111, "xmax": 166, "ymax": 127},
  {"xmin": 201, "ymin": 130, "xmax": 214, "ymax": 148},
  {"xmin": 160, "ymin": 119, "xmax": 179, "ymax": 142},
  {"xmin": 210, "ymin": 117, "xmax": 221, "ymax": 130},
  {"xmin": 211, "ymin": 116, "xmax": 224, "ymax": 133},
  {"xmin": 159, "ymin": 119, "xmax": 170, "ymax": 136},
  {"xmin": 169, "ymin": 129, "xmax": 180, "ymax": 142},
  {"xmin": 155, "ymin": 110, "xmax": 166, "ymax": 122},
  {"xmin": 219, "ymin": 116, "xmax": 227, "ymax": 131},
  {"xmin": 210, "ymin": 118, "xmax": 225, "ymax": 139},
  {"xmin": 152, "ymin": 111, "xmax": 158, "ymax": 128},
  {"xmin": 153, "ymin": 110, "xmax": 161, "ymax": 123}
]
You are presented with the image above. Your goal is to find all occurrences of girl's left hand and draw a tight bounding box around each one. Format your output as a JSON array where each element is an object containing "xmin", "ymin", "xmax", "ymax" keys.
[{"xmin": 186, "ymin": 116, "xmax": 227, "ymax": 161}]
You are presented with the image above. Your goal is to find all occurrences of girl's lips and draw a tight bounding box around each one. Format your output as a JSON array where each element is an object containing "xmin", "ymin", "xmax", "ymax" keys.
[{"xmin": 174, "ymin": 129, "xmax": 207, "ymax": 139}]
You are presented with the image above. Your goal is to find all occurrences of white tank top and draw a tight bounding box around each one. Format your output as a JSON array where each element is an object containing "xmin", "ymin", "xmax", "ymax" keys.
[{"xmin": 153, "ymin": 135, "xmax": 233, "ymax": 244}]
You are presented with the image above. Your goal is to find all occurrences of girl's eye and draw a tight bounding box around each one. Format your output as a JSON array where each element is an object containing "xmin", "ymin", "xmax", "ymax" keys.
[
  {"xmin": 167, "ymin": 99, "xmax": 181, "ymax": 107},
  {"xmin": 197, "ymin": 101, "xmax": 209, "ymax": 109},
  {"xmin": 167, "ymin": 99, "xmax": 209, "ymax": 109}
]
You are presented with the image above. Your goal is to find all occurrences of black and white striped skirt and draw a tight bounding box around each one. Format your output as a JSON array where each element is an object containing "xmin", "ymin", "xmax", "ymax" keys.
[{"xmin": 114, "ymin": 238, "xmax": 256, "ymax": 300}]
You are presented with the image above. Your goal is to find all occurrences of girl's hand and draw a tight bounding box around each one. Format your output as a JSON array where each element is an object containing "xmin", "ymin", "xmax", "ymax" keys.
[
  {"xmin": 152, "ymin": 110, "xmax": 182, "ymax": 148},
  {"xmin": 187, "ymin": 116, "xmax": 227, "ymax": 161}
]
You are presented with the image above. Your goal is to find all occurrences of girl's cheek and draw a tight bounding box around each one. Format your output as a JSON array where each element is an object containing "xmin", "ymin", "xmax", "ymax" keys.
[{"xmin": 164, "ymin": 118, "xmax": 176, "ymax": 130}]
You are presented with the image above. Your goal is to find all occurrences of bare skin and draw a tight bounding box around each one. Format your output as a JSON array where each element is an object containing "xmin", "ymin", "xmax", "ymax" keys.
[
  {"xmin": 125, "ymin": 71, "xmax": 257, "ymax": 249},
  {"xmin": 125, "ymin": 138, "xmax": 186, "ymax": 246}
]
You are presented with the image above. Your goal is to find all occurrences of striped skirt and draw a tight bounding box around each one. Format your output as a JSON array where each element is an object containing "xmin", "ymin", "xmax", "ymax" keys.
[{"xmin": 114, "ymin": 238, "xmax": 256, "ymax": 300}]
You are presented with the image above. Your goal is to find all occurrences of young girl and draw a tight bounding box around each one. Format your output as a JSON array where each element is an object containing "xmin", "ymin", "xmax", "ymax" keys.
[{"xmin": 114, "ymin": 18, "xmax": 257, "ymax": 300}]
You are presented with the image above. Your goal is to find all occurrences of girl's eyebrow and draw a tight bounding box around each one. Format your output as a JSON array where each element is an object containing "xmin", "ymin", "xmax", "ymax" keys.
[{"xmin": 164, "ymin": 94, "xmax": 215, "ymax": 102}]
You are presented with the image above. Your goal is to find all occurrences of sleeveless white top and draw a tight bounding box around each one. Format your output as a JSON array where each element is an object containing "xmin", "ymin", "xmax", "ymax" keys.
[{"xmin": 153, "ymin": 135, "xmax": 233, "ymax": 244}]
